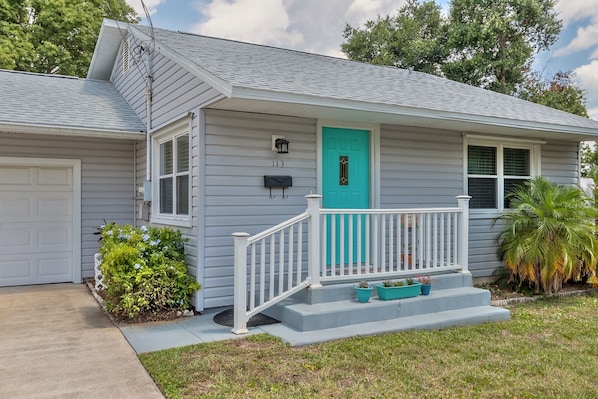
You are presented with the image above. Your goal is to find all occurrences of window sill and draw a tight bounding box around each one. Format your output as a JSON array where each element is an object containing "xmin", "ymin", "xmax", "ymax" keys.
[{"xmin": 150, "ymin": 216, "xmax": 192, "ymax": 228}]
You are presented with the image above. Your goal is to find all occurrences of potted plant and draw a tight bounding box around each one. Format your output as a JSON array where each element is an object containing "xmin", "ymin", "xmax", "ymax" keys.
[
  {"xmin": 417, "ymin": 276, "xmax": 435, "ymax": 295},
  {"xmin": 376, "ymin": 279, "xmax": 422, "ymax": 300},
  {"xmin": 355, "ymin": 280, "xmax": 373, "ymax": 303}
]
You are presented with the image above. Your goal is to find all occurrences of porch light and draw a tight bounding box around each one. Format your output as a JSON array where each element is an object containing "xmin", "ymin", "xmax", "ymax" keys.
[
  {"xmin": 275, "ymin": 138, "xmax": 289, "ymax": 154},
  {"xmin": 271, "ymin": 135, "xmax": 290, "ymax": 154}
]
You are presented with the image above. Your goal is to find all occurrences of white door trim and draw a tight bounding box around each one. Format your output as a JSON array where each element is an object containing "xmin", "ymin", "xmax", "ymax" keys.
[{"xmin": 0, "ymin": 157, "xmax": 82, "ymax": 283}]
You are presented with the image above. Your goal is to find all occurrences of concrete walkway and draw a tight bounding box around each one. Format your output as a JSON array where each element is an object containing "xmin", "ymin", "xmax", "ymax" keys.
[{"xmin": 0, "ymin": 284, "xmax": 164, "ymax": 399}]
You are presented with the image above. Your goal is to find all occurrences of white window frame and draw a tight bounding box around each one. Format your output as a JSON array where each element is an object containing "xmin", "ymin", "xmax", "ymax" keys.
[
  {"xmin": 464, "ymin": 134, "xmax": 543, "ymax": 215},
  {"xmin": 151, "ymin": 117, "xmax": 191, "ymax": 227}
]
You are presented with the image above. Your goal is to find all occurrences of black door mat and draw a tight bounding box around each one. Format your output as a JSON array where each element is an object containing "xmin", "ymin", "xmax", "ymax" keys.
[{"xmin": 213, "ymin": 308, "xmax": 280, "ymax": 327}]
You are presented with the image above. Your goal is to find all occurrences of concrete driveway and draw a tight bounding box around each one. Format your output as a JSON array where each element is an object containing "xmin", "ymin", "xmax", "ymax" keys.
[{"xmin": 0, "ymin": 284, "xmax": 164, "ymax": 399}]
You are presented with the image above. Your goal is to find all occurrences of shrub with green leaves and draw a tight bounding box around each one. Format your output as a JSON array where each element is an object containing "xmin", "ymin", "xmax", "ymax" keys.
[
  {"xmin": 496, "ymin": 177, "xmax": 598, "ymax": 295},
  {"xmin": 98, "ymin": 223, "xmax": 200, "ymax": 318}
]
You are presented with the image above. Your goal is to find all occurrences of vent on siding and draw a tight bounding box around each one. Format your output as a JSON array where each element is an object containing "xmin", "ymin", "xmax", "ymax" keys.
[{"xmin": 122, "ymin": 38, "xmax": 130, "ymax": 74}]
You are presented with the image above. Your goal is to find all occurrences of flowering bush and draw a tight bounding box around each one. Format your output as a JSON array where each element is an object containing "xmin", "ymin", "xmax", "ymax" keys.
[{"xmin": 98, "ymin": 223, "xmax": 200, "ymax": 318}]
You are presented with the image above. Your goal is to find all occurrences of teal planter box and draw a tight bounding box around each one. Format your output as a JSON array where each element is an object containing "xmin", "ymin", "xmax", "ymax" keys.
[{"xmin": 376, "ymin": 283, "xmax": 422, "ymax": 300}]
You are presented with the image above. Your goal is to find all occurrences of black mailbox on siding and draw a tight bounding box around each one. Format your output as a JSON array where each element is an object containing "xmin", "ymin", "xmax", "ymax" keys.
[
  {"xmin": 263, "ymin": 175, "xmax": 292, "ymax": 188},
  {"xmin": 264, "ymin": 175, "xmax": 292, "ymax": 199}
]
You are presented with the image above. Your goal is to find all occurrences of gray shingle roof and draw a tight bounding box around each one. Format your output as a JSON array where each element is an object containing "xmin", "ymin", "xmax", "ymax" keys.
[
  {"xmin": 0, "ymin": 69, "xmax": 145, "ymax": 134},
  {"xmin": 134, "ymin": 25, "xmax": 598, "ymax": 132}
]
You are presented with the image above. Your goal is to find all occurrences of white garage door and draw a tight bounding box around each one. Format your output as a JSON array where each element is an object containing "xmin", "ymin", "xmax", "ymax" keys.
[{"xmin": 0, "ymin": 165, "xmax": 74, "ymax": 286}]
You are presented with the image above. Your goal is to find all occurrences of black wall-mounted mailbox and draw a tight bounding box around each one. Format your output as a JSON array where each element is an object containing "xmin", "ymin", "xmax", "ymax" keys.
[{"xmin": 264, "ymin": 175, "xmax": 292, "ymax": 188}]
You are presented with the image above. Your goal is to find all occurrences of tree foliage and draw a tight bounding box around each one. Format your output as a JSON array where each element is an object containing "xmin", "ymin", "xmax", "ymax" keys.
[
  {"xmin": 444, "ymin": 0, "xmax": 561, "ymax": 94},
  {"xmin": 496, "ymin": 177, "xmax": 598, "ymax": 295},
  {"xmin": 340, "ymin": 0, "xmax": 586, "ymax": 115},
  {"xmin": 517, "ymin": 70, "xmax": 589, "ymax": 117},
  {"xmin": 581, "ymin": 142, "xmax": 598, "ymax": 177},
  {"xmin": 0, "ymin": 0, "xmax": 138, "ymax": 77},
  {"xmin": 341, "ymin": 0, "xmax": 448, "ymax": 75}
]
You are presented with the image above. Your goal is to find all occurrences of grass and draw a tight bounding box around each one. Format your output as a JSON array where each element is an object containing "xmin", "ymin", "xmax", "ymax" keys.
[{"xmin": 140, "ymin": 294, "xmax": 598, "ymax": 399}]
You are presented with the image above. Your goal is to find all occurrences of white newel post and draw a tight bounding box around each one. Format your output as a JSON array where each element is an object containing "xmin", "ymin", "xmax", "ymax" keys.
[
  {"xmin": 306, "ymin": 194, "xmax": 323, "ymax": 288},
  {"xmin": 232, "ymin": 232, "xmax": 250, "ymax": 334},
  {"xmin": 456, "ymin": 195, "xmax": 472, "ymax": 274}
]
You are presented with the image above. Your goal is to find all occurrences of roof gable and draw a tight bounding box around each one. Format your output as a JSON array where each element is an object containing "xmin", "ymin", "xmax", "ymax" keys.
[{"xmin": 89, "ymin": 19, "xmax": 598, "ymax": 138}]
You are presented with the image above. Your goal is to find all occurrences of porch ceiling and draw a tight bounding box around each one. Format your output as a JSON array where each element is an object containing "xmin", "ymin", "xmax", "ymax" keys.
[{"xmin": 208, "ymin": 96, "xmax": 598, "ymax": 142}]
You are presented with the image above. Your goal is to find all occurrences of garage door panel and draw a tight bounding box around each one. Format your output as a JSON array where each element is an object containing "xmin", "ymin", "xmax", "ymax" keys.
[
  {"xmin": 0, "ymin": 259, "xmax": 34, "ymax": 280},
  {"xmin": 37, "ymin": 167, "xmax": 72, "ymax": 187},
  {"xmin": 0, "ymin": 164, "xmax": 74, "ymax": 286},
  {"xmin": 0, "ymin": 167, "xmax": 32, "ymax": 185},
  {"xmin": 0, "ymin": 197, "xmax": 32, "ymax": 219},
  {"xmin": 38, "ymin": 257, "xmax": 71, "ymax": 279},
  {"xmin": 38, "ymin": 197, "xmax": 72, "ymax": 219},
  {"xmin": 38, "ymin": 226, "xmax": 72, "ymax": 249},
  {"xmin": 0, "ymin": 227, "xmax": 33, "ymax": 254}
]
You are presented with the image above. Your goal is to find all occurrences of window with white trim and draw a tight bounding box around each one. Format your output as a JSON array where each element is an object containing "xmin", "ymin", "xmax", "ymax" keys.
[
  {"xmin": 158, "ymin": 134, "xmax": 189, "ymax": 216},
  {"xmin": 152, "ymin": 117, "xmax": 191, "ymax": 225},
  {"xmin": 466, "ymin": 138, "xmax": 539, "ymax": 211}
]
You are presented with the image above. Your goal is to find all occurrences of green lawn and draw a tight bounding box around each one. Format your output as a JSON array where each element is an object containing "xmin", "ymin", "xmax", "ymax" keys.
[{"xmin": 140, "ymin": 295, "xmax": 598, "ymax": 399}]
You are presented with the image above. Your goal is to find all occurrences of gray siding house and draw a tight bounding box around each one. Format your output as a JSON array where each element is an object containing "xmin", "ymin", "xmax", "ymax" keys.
[{"xmin": 2, "ymin": 19, "xmax": 598, "ymax": 317}]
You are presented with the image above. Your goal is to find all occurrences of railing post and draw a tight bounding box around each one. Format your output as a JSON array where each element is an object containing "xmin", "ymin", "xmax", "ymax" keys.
[
  {"xmin": 306, "ymin": 194, "xmax": 323, "ymax": 288},
  {"xmin": 456, "ymin": 195, "xmax": 472, "ymax": 274},
  {"xmin": 232, "ymin": 232, "xmax": 250, "ymax": 334}
]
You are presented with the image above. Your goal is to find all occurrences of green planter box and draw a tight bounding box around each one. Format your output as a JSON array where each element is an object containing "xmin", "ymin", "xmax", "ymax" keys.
[{"xmin": 376, "ymin": 283, "xmax": 422, "ymax": 300}]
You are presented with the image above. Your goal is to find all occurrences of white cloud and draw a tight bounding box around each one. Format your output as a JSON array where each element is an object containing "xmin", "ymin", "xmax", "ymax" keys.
[
  {"xmin": 553, "ymin": 0, "xmax": 598, "ymax": 57},
  {"xmin": 554, "ymin": 0, "xmax": 598, "ymax": 27},
  {"xmin": 574, "ymin": 60, "xmax": 598, "ymax": 120},
  {"xmin": 192, "ymin": 0, "xmax": 303, "ymax": 47},
  {"xmin": 189, "ymin": 0, "xmax": 405, "ymax": 57},
  {"xmin": 127, "ymin": 0, "xmax": 163, "ymax": 16},
  {"xmin": 554, "ymin": 20, "xmax": 598, "ymax": 57}
]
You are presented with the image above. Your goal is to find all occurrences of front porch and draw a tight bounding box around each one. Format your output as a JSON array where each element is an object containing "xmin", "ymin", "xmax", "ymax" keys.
[{"xmin": 232, "ymin": 195, "xmax": 510, "ymax": 336}]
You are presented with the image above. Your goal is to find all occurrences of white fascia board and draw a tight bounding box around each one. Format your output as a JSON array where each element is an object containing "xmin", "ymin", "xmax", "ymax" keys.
[
  {"xmin": 128, "ymin": 26, "xmax": 233, "ymax": 98},
  {"xmin": 230, "ymin": 86, "xmax": 598, "ymax": 139},
  {"xmin": 87, "ymin": 19, "xmax": 129, "ymax": 80},
  {"xmin": 0, "ymin": 122, "xmax": 146, "ymax": 140}
]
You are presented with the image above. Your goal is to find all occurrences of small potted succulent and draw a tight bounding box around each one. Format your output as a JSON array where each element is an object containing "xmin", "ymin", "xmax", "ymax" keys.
[
  {"xmin": 417, "ymin": 275, "xmax": 435, "ymax": 295},
  {"xmin": 355, "ymin": 280, "xmax": 373, "ymax": 303}
]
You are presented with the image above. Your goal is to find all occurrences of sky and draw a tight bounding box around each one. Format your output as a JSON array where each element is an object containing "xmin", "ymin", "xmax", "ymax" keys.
[{"xmin": 126, "ymin": 0, "xmax": 598, "ymax": 121}]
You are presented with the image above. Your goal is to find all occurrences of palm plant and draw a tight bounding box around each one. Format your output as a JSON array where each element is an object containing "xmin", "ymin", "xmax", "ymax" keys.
[{"xmin": 496, "ymin": 177, "xmax": 598, "ymax": 294}]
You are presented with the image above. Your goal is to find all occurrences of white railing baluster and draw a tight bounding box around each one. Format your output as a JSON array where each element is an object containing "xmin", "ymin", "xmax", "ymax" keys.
[
  {"xmin": 389, "ymin": 215, "xmax": 394, "ymax": 272},
  {"xmin": 260, "ymin": 241, "xmax": 265, "ymax": 305},
  {"xmin": 250, "ymin": 243, "xmax": 256, "ymax": 310},
  {"xmin": 340, "ymin": 214, "xmax": 345, "ymax": 275},
  {"xmin": 288, "ymin": 226, "xmax": 294, "ymax": 290},
  {"xmin": 331, "ymin": 215, "xmax": 336, "ymax": 276},
  {"xmin": 365, "ymin": 215, "xmax": 370, "ymax": 274},
  {"xmin": 348, "ymin": 214, "xmax": 353, "ymax": 276},
  {"xmin": 296, "ymin": 222, "xmax": 302, "ymax": 285},
  {"xmin": 373, "ymin": 214, "xmax": 379, "ymax": 274},
  {"xmin": 433, "ymin": 213, "xmax": 438, "ymax": 268},
  {"xmin": 357, "ymin": 214, "xmax": 362, "ymax": 274},
  {"xmin": 278, "ymin": 230, "xmax": 285, "ymax": 296},
  {"xmin": 269, "ymin": 234, "xmax": 275, "ymax": 300}
]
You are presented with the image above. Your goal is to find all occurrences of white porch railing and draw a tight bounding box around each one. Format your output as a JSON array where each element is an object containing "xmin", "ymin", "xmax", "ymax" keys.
[{"xmin": 232, "ymin": 194, "xmax": 471, "ymax": 334}]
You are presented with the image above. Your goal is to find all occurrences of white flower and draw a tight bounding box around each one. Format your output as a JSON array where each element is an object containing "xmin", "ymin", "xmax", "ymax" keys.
[
  {"xmin": 142, "ymin": 234, "xmax": 150, "ymax": 242},
  {"xmin": 134, "ymin": 263, "xmax": 141, "ymax": 270},
  {"xmin": 140, "ymin": 225, "xmax": 148, "ymax": 232}
]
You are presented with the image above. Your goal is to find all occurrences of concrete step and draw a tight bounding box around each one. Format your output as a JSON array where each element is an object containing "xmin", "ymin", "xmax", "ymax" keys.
[
  {"xmin": 295, "ymin": 272, "xmax": 473, "ymax": 305},
  {"xmin": 263, "ymin": 286, "xmax": 492, "ymax": 331},
  {"xmin": 260, "ymin": 305, "xmax": 511, "ymax": 346}
]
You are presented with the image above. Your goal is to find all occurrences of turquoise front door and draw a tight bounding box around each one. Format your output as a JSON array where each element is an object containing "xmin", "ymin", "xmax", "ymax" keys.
[{"xmin": 322, "ymin": 127, "xmax": 370, "ymax": 265}]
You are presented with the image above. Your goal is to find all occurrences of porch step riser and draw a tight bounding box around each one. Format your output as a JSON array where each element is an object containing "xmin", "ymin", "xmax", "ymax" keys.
[
  {"xmin": 295, "ymin": 272, "xmax": 473, "ymax": 305},
  {"xmin": 263, "ymin": 287, "xmax": 490, "ymax": 332}
]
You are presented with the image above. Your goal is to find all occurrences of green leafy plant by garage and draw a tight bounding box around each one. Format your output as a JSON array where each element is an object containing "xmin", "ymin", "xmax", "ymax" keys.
[
  {"xmin": 98, "ymin": 223, "xmax": 200, "ymax": 318},
  {"xmin": 496, "ymin": 177, "xmax": 598, "ymax": 295}
]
